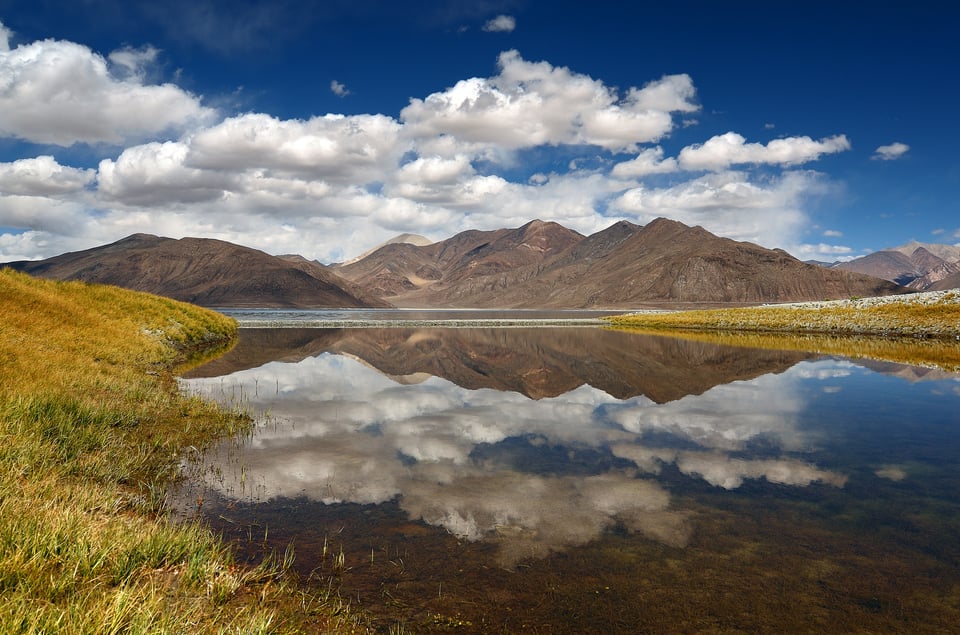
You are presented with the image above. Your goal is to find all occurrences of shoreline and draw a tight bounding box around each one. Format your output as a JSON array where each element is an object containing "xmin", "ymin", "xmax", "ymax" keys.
[
  {"xmin": 604, "ymin": 290, "xmax": 960, "ymax": 340},
  {"xmin": 233, "ymin": 317, "xmax": 608, "ymax": 328}
]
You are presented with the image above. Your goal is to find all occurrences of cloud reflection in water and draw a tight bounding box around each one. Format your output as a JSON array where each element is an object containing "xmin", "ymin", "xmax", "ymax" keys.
[{"xmin": 181, "ymin": 337, "xmax": 848, "ymax": 565}]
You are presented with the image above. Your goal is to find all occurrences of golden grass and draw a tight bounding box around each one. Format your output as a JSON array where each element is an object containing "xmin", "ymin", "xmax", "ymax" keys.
[
  {"xmin": 608, "ymin": 327, "xmax": 960, "ymax": 372},
  {"xmin": 605, "ymin": 291, "xmax": 960, "ymax": 371},
  {"xmin": 608, "ymin": 290, "xmax": 957, "ymax": 333},
  {"xmin": 0, "ymin": 269, "xmax": 362, "ymax": 634}
]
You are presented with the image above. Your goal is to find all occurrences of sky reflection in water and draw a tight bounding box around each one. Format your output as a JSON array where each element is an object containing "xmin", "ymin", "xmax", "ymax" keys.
[{"xmin": 174, "ymin": 327, "xmax": 960, "ymax": 630}]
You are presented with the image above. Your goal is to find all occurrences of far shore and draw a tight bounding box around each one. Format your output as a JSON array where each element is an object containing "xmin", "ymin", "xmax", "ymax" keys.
[
  {"xmin": 604, "ymin": 290, "xmax": 960, "ymax": 340},
  {"xmin": 220, "ymin": 291, "xmax": 960, "ymax": 335}
]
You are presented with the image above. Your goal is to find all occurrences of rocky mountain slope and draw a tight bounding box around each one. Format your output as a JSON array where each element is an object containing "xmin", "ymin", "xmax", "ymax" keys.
[
  {"xmin": 5, "ymin": 219, "xmax": 909, "ymax": 309},
  {"xmin": 834, "ymin": 241, "xmax": 960, "ymax": 290},
  {"xmin": 336, "ymin": 218, "xmax": 906, "ymax": 308},
  {"xmin": 4, "ymin": 234, "xmax": 389, "ymax": 308}
]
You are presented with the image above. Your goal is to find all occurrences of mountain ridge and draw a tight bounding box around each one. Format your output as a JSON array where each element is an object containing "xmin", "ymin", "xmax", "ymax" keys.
[
  {"xmin": 335, "ymin": 217, "xmax": 907, "ymax": 308},
  {"xmin": 4, "ymin": 219, "xmax": 913, "ymax": 309},
  {"xmin": 3, "ymin": 233, "xmax": 390, "ymax": 309},
  {"xmin": 834, "ymin": 240, "xmax": 960, "ymax": 290}
]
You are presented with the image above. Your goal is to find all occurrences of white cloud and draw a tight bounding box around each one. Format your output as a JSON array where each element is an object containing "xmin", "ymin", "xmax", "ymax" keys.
[
  {"xmin": 610, "ymin": 147, "xmax": 678, "ymax": 178},
  {"xmin": 186, "ymin": 112, "xmax": 404, "ymax": 182},
  {"xmin": 678, "ymin": 132, "xmax": 850, "ymax": 171},
  {"xmin": 401, "ymin": 51, "xmax": 698, "ymax": 155},
  {"xmin": 872, "ymin": 142, "xmax": 909, "ymax": 161},
  {"xmin": 108, "ymin": 45, "xmax": 159, "ymax": 80},
  {"xmin": 0, "ymin": 156, "xmax": 95, "ymax": 196},
  {"xmin": 483, "ymin": 15, "xmax": 516, "ymax": 33},
  {"xmin": 0, "ymin": 27, "xmax": 844, "ymax": 265},
  {"xmin": 97, "ymin": 141, "xmax": 235, "ymax": 205},
  {"xmin": 611, "ymin": 170, "xmax": 822, "ymax": 250},
  {"xmin": 791, "ymin": 243, "xmax": 855, "ymax": 261},
  {"xmin": 330, "ymin": 79, "xmax": 350, "ymax": 97},
  {"xmin": 823, "ymin": 229, "xmax": 843, "ymax": 237},
  {"xmin": 0, "ymin": 194, "xmax": 92, "ymax": 236},
  {"xmin": 0, "ymin": 36, "xmax": 214, "ymax": 146},
  {"xmin": 0, "ymin": 21, "xmax": 12, "ymax": 51}
]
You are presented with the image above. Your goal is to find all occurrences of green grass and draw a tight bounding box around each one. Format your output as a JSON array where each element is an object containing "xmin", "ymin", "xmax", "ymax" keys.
[{"xmin": 0, "ymin": 269, "xmax": 363, "ymax": 634}]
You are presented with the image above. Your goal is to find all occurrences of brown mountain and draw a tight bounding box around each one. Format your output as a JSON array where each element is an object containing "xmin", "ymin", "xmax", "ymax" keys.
[
  {"xmin": 834, "ymin": 241, "xmax": 960, "ymax": 290},
  {"xmin": 3, "ymin": 234, "xmax": 389, "ymax": 309},
  {"xmin": 339, "ymin": 217, "xmax": 905, "ymax": 308},
  {"xmin": 334, "ymin": 219, "xmax": 584, "ymax": 305},
  {"xmin": 929, "ymin": 271, "xmax": 960, "ymax": 291}
]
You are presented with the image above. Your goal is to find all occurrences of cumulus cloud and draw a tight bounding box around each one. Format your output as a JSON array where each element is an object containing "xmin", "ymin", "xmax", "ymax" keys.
[
  {"xmin": 0, "ymin": 26, "xmax": 847, "ymax": 264},
  {"xmin": 678, "ymin": 132, "xmax": 851, "ymax": 171},
  {"xmin": 97, "ymin": 142, "xmax": 235, "ymax": 205},
  {"xmin": 611, "ymin": 170, "xmax": 821, "ymax": 249},
  {"xmin": 0, "ymin": 21, "xmax": 11, "ymax": 51},
  {"xmin": 107, "ymin": 45, "xmax": 159, "ymax": 80},
  {"xmin": 872, "ymin": 142, "xmax": 909, "ymax": 161},
  {"xmin": 0, "ymin": 36, "xmax": 214, "ymax": 146},
  {"xmin": 0, "ymin": 156, "xmax": 95, "ymax": 196},
  {"xmin": 186, "ymin": 112, "xmax": 403, "ymax": 181},
  {"xmin": 401, "ymin": 51, "xmax": 698, "ymax": 155},
  {"xmin": 483, "ymin": 15, "xmax": 516, "ymax": 33},
  {"xmin": 330, "ymin": 79, "xmax": 350, "ymax": 97},
  {"xmin": 610, "ymin": 146, "xmax": 678, "ymax": 178}
]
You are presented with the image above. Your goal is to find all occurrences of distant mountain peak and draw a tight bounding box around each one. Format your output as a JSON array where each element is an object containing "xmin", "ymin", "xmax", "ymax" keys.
[{"xmin": 339, "ymin": 233, "xmax": 433, "ymax": 267}]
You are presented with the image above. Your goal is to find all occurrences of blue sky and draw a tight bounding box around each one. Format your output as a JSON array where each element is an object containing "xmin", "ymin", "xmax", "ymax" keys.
[{"xmin": 0, "ymin": 0, "xmax": 956, "ymax": 263}]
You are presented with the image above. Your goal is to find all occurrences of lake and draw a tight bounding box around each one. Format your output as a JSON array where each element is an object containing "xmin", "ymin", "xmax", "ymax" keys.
[{"xmin": 172, "ymin": 316, "xmax": 960, "ymax": 632}]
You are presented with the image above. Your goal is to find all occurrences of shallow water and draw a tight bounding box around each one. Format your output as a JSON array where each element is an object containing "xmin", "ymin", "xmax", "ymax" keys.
[{"xmin": 173, "ymin": 324, "xmax": 960, "ymax": 632}]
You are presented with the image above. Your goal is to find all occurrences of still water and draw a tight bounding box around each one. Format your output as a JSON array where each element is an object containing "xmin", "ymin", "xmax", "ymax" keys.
[{"xmin": 174, "ymin": 324, "xmax": 960, "ymax": 632}]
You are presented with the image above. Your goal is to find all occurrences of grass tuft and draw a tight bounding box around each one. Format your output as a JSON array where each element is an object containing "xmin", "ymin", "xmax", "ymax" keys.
[{"xmin": 0, "ymin": 269, "xmax": 363, "ymax": 633}]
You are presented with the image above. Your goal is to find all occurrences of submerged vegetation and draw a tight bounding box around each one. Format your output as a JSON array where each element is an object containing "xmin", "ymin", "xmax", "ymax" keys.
[
  {"xmin": 606, "ymin": 290, "xmax": 960, "ymax": 342},
  {"xmin": 0, "ymin": 270, "xmax": 360, "ymax": 633}
]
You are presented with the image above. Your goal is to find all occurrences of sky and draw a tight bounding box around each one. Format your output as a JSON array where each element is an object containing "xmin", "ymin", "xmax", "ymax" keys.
[{"xmin": 0, "ymin": 0, "xmax": 957, "ymax": 264}]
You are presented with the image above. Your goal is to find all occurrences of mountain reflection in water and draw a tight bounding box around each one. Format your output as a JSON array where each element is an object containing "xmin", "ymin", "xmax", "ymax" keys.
[{"xmin": 174, "ymin": 327, "xmax": 960, "ymax": 632}]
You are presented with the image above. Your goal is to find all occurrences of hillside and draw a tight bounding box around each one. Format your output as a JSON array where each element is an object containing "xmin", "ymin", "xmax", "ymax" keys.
[
  {"xmin": 338, "ymin": 218, "xmax": 906, "ymax": 308},
  {"xmin": 334, "ymin": 219, "xmax": 585, "ymax": 305},
  {"xmin": 4, "ymin": 233, "xmax": 390, "ymax": 309},
  {"xmin": 835, "ymin": 241, "xmax": 960, "ymax": 291}
]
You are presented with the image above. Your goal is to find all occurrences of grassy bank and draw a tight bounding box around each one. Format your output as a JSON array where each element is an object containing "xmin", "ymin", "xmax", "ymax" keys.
[
  {"xmin": 605, "ymin": 290, "xmax": 960, "ymax": 371},
  {"xmin": 606, "ymin": 290, "xmax": 960, "ymax": 339},
  {"xmin": 0, "ymin": 270, "xmax": 358, "ymax": 633}
]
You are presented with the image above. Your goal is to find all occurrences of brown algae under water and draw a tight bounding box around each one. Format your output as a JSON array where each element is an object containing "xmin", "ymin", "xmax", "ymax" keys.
[{"xmin": 171, "ymin": 325, "xmax": 960, "ymax": 632}]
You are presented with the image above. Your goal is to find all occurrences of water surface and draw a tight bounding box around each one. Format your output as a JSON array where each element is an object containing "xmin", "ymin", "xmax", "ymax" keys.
[{"xmin": 173, "ymin": 323, "xmax": 960, "ymax": 632}]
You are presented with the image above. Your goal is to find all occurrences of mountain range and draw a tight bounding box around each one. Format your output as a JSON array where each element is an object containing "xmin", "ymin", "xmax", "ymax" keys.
[
  {"xmin": 3, "ymin": 218, "xmax": 910, "ymax": 309},
  {"xmin": 3, "ymin": 233, "xmax": 388, "ymax": 308},
  {"xmin": 831, "ymin": 241, "xmax": 960, "ymax": 291},
  {"xmin": 332, "ymin": 217, "xmax": 904, "ymax": 307}
]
